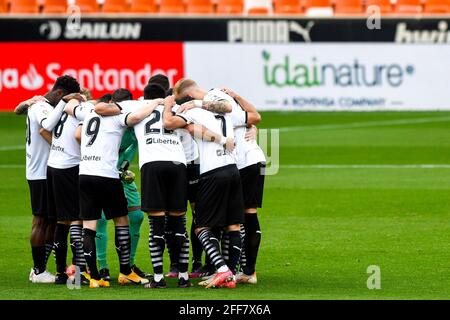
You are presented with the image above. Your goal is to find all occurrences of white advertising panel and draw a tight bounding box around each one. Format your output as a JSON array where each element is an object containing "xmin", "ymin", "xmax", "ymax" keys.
[{"xmin": 185, "ymin": 43, "xmax": 450, "ymax": 111}]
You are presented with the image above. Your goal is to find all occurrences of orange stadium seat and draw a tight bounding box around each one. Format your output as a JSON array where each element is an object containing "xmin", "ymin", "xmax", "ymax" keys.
[
  {"xmin": 334, "ymin": 0, "xmax": 363, "ymax": 13},
  {"xmin": 424, "ymin": 0, "xmax": 450, "ymax": 13},
  {"xmin": 42, "ymin": 0, "xmax": 67, "ymax": 13},
  {"xmin": 216, "ymin": 0, "xmax": 243, "ymax": 13},
  {"xmin": 395, "ymin": 0, "xmax": 423, "ymax": 13},
  {"xmin": 304, "ymin": 0, "xmax": 333, "ymax": 15},
  {"xmin": 245, "ymin": 0, "xmax": 272, "ymax": 14},
  {"xmin": 0, "ymin": 0, "xmax": 9, "ymax": 12},
  {"xmin": 159, "ymin": 0, "xmax": 185, "ymax": 13},
  {"xmin": 274, "ymin": 0, "xmax": 303, "ymax": 14},
  {"xmin": 186, "ymin": 0, "xmax": 214, "ymax": 13},
  {"xmin": 10, "ymin": 0, "xmax": 39, "ymax": 13},
  {"xmin": 74, "ymin": 0, "xmax": 99, "ymax": 12},
  {"xmin": 129, "ymin": 0, "xmax": 157, "ymax": 12},
  {"xmin": 365, "ymin": 0, "xmax": 393, "ymax": 13},
  {"xmin": 102, "ymin": 0, "xmax": 129, "ymax": 12}
]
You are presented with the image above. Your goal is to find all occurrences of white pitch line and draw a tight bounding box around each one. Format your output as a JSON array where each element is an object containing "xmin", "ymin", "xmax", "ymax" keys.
[
  {"xmin": 1, "ymin": 164, "xmax": 450, "ymax": 169},
  {"xmin": 280, "ymin": 164, "xmax": 450, "ymax": 169},
  {"xmin": 278, "ymin": 116, "xmax": 450, "ymax": 132},
  {"xmin": 0, "ymin": 145, "xmax": 24, "ymax": 151}
]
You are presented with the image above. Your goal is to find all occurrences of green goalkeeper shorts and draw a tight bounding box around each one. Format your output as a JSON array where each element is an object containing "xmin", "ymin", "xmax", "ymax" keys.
[{"xmin": 123, "ymin": 181, "xmax": 141, "ymax": 208}]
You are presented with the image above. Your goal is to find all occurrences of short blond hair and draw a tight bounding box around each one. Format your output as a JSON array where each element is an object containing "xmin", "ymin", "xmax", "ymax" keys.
[{"xmin": 173, "ymin": 78, "xmax": 197, "ymax": 100}]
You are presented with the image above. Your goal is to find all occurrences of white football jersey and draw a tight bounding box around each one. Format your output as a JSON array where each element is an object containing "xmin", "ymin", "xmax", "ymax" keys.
[
  {"xmin": 204, "ymin": 89, "xmax": 266, "ymax": 169},
  {"xmin": 25, "ymin": 101, "xmax": 52, "ymax": 180},
  {"xmin": 125, "ymin": 103, "xmax": 186, "ymax": 168},
  {"xmin": 47, "ymin": 112, "xmax": 81, "ymax": 169},
  {"xmin": 74, "ymin": 103, "xmax": 128, "ymax": 179},
  {"xmin": 172, "ymin": 104, "xmax": 199, "ymax": 163},
  {"xmin": 182, "ymin": 108, "xmax": 236, "ymax": 175}
]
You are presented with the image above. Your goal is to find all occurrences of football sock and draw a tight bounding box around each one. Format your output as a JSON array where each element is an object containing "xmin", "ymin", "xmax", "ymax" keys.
[
  {"xmin": 115, "ymin": 226, "xmax": 132, "ymax": 275},
  {"xmin": 168, "ymin": 215, "xmax": 189, "ymax": 274},
  {"xmin": 243, "ymin": 213, "xmax": 261, "ymax": 275},
  {"xmin": 83, "ymin": 228, "xmax": 100, "ymax": 280},
  {"xmin": 239, "ymin": 224, "xmax": 247, "ymax": 271},
  {"xmin": 148, "ymin": 216, "xmax": 165, "ymax": 275},
  {"xmin": 165, "ymin": 215, "xmax": 176, "ymax": 270},
  {"xmin": 197, "ymin": 229, "xmax": 227, "ymax": 270},
  {"xmin": 190, "ymin": 213, "xmax": 203, "ymax": 267},
  {"xmin": 221, "ymin": 232, "xmax": 230, "ymax": 263},
  {"xmin": 54, "ymin": 223, "xmax": 70, "ymax": 274},
  {"xmin": 128, "ymin": 209, "xmax": 144, "ymax": 266},
  {"xmin": 95, "ymin": 214, "xmax": 109, "ymax": 270},
  {"xmin": 43, "ymin": 243, "xmax": 54, "ymax": 268},
  {"xmin": 70, "ymin": 224, "xmax": 86, "ymax": 272},
  {"xmin": 31, "ymin": 246, "xmax": 46, "ymax": 275},
  {"xmin": 226, "ymin": 230, "xmax": 242, "ymax": 274}
]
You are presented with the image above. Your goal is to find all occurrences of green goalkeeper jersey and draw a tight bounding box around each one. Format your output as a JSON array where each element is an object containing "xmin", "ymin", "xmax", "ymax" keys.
[{"xmin": 118, "ymin": 128, "xmax": 138, "ymax": 168}]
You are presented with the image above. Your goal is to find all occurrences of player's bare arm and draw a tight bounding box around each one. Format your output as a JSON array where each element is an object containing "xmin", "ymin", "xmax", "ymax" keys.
[
  {"xmin": 126, "ymin": 99, "xmax": 163, "ymax": 127},
  {"xmin": 185, "ymin": 124, "xmax": 235, "ymax": 152},
  {"xmin": 39, "ymin": 128, "xmax": 52, "ymax": 145},
  {"xmin": 177, "ymin": 99, "xmax": 232, "ymax": 114},
  {"xmin": 63, "ymin": 98, "xmax": 84, "ymax": 116},
  {"xmin": 14, "ymin": 95, "xmax": 46, "ymax": 115},
  {"xmin": 162, "ymin": 95, "xmax": 189, "ymax": 130},
  {"xmin": 94, "ymin": 102, "xmax": 121, "ymax": 116},
  {"xmin": 221, "ymin": 87, "xmax": 261, "ymax": 125},
  {"xmin": 75, "ymin": 125, "xmax": 82, "ymax": 145}
]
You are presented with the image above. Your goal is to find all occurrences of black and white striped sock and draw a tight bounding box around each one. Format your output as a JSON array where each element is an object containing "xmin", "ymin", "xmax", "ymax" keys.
[
  {"xmin": 197, "ymin": 229, "xmax": 227, "ymax": 271},
  {"xmin": 70, "ymin": 224, "xmax": 86, "ymax": 272},
  {"xmin": 115, "ymin": 226, "xmax": 131, "ymax": 275},
  {"xmin": 44, "ymin": 243, "xmax": 53, "ymax": 267},
  {"xmin": 221, "ymin": 232, "xmax": 230, "ymax": 263},
  {"xmin": 148, "ymin": 216, "xmax": 165, "ymax": 276},
  {"xmin": 239, "ymin": 224, "xmax": 247, "ymax": 271}
]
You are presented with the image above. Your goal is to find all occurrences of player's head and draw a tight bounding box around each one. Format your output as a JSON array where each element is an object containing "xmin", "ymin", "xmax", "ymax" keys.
[
  {"xmin": 97, "ymin": 93, "xmax": 112, "ymax": 103},
  {"xmin": 143, "ymin": 83, "xmax": 167, "ymax": 100},
  {"xmin": 81, "ymin": 87, "xmax": 93, "ymax": 101},
  {"xmin": 173, "ymin": 78, "xmax": 205, "ymax": 104},
  {"xmin": 49, "ymin": 75, "xmax": 80, "ymax": 104},
  {"xmin": 148, "ymin": 74, "xmax": 170, "ymax": 92},
  {"xmin": 111, "ymin": 88, "xmax": 132, "ymax": 103}
]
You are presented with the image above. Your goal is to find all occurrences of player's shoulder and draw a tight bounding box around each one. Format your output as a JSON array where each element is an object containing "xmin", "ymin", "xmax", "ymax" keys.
[
  {"xmin": 117, "ymin": 99, "xmax": 146, "ymax": 113},
  {"xmin": 204, "ymin": 88, "xmax": 229, "ymax": 102}
]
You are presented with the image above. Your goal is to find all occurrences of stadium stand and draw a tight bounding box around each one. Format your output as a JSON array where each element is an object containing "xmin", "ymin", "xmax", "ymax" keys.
[
  {"xmin": 394, "ymin": 0, "xmax": 423, "ymax": 13},
  {"xmin": 216, "ymin": 0, "xmax": 244, "ymax": 13},
  {"xmin": 273, "ymin": 0, "xmax": 303, "ymax": 14},
  {"xmin": 10, "ymin": 0, "xmax": 39, "ymax": 12},
  {"xmin": 334, "ymin": 0, "xmax": 363, "ymax": 13},
  {"xmin": 244, "ymin": 0, "xmax": 273, "ymax": 14},
  {"xmin": 423, "ymin": 0, "xmax": 450, "ymax": 13},
  {"xmin": 186, "ymin": 0, "xmax": 214, "ymax": 13},
  {"xmin": 74, "ymin": 0, "xmax": 99, "ymax": 12},
  {"xmin": 365, "ymin": 0, "xmax": 393, "ymax": 13},
  {"xmin": 42, "ymin": 0, "xmax": 67, "ymax": 13},
  {"xmin": 3, "ymin": 0, "xmax": 450, "ymax": 15},
  {"xmin": 102, "ymin": 0, "xmax": 129, "ymax": 12},
  {"xmin": 159, "ymin": 0, "xmax": 185, "ymax": 13}
]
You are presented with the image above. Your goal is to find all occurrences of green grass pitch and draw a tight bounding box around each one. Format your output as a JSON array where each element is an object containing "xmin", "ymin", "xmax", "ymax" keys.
[{"xmin": 1, "ymin": 111, "xmax": 450, "ymax": 300}]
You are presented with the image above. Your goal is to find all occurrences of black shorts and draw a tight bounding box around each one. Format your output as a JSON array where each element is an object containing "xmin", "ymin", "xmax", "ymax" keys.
[
  {"xmin": 239, "ymin": 162, "xmax": 266, "ymax": 209},
  {"xmin": 47, "ymin": 165, "xmax": 80, "ymax": 221},
  {"xmin": 187, "ymin": 162, "xmax": 200, "ymax": 204},
  {"xmin": 195, "ymin": 164, "xmax": 244, "ymax": 228},
  {"xmin": 27, "ymin": 179, "xmax": 48, "ymax": 218},
  {"xmin": 141, "ymin": 161, "xmax": 187, "ymax": 212},
  {"xmin": 79, "ymin": 175, "xmax": 128, "ymax": 221}
]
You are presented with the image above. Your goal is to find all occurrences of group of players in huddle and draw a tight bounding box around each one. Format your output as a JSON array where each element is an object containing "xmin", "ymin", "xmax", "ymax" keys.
[{"xmin": 16, "ymin": 73, "xmax": 266, "ymax": 289}]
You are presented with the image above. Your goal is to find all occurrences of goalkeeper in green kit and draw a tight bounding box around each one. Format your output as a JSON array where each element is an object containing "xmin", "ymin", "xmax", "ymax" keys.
[{"xmin": 95, "ymin": 89, "xmax": 150, "ymax": 281}]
